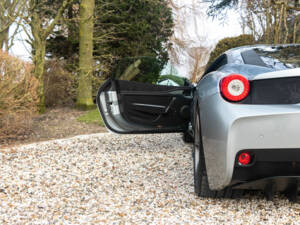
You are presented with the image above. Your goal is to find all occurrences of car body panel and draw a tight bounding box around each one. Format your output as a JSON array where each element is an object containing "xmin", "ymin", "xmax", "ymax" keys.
[
  {"xmin": 253, "ymin": 68, "xmax": 300, "ymax": 80},
  {"xmin": 197, "ymin": 88, "xmax": 300, "ymax": 189},
  {"xmin": 197, "ymin": 63, "xmax": 300, "ymax": 190},
  {"xmin": 218, "ymin": 64, "xmax": 274, "ymax": 79}
]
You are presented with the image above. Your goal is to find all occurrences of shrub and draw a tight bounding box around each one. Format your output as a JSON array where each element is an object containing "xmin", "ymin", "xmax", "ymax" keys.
[
  {"xmin": 207, "ymin": 34, "xmax": 255, "ymax": 67},
  {"xmin": 0, "ymin": 51, "xmax": 39, "ymax": 142},
  {"xmin": 43, "ymin": 59, "xmax": 76, "ymax": 107}
]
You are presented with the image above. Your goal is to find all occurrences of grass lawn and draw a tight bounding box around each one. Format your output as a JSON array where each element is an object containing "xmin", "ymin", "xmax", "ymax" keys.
[{"xmin": 77, "ymin": 109, "xmax": 105, "ymax": 126}]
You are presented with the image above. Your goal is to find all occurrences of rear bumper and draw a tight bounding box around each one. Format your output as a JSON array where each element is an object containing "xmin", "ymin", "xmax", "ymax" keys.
[
  {"xmin": 198, "ymin": 92, "xmax": 300, "ymax": 190},
  {"xmin": 232, "ymin": 176, "xmax": 300, "ymax": 192},
  {"xmin": 232, "ymin": 149, "xmax": 300, "ymax": 188}
]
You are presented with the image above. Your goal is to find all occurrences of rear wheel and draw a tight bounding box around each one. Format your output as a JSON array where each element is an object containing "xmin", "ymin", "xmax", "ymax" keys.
[
  {"xmin": 183, "ymin": 131, "xmax": 194, "ymax": 143},
  {"xmin": 193, "ymin": 106, "xmax": 243, "ymax": 199}
]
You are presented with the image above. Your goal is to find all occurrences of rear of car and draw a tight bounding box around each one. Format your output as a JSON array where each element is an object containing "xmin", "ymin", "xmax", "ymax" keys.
[{"xmin": 198, "ymin": 45, "xmax": 300, "ymax": 197}]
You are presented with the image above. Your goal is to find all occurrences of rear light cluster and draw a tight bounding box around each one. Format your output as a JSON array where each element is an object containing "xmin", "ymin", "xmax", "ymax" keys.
[
  {"xmin": 238, "ymin": 152, "xmax": 252, "ymax": 165},
  {"xmin": 237, "ymin": 151, "xmax": 255, "ymax": 166},
  {"xmin": 220, "ymin": 74, "xmax": 250, "ymax": 102}
]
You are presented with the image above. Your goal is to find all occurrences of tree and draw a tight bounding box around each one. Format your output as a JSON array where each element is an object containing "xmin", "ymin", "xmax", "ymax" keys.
[
  {"xmin": 95, "ymin": 0, "xmax": 174, "ymax": 83},
  {"xmin": 208, "ymin": 0, "xmax": 300, "ymax": 44},
  {"xmin": 22, "ymin": 0, "xmax": 72, "ymax": 112},
  {"xmin": 189, "ymin": 47, "xmax": 211, "ymax": 82},
  {"xmin": 45, "ymin": 2, "xmax": 80, "ymax": 72},
  {"xmin": 46, "ymin": 0, "xmax": 174, "ymax": 84},
  {"xmin": 167, "ymin": 0, "xmax": 212, "ymax": 81},
  {"xmin": 240, "ymin": 0, "xmax": 300, "ymax": 44},
  {"xmin": 76, "ymin": 0, "xmax": 95, "ymax": 109},
  {"xmin": 0, "ymin": 0, "xmax": 25, "ymax": 51}
]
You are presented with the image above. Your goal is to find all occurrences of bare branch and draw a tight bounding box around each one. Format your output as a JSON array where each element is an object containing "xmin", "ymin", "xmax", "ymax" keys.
[{"xmin": 44, "ymin": 0, "xmax": 72, "ymax": 37}]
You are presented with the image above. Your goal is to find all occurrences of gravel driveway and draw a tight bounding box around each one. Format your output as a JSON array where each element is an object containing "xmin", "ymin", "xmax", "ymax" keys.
[{"xmin": 1, "ymin": 133, "xmax": 300, "ymax": 224}]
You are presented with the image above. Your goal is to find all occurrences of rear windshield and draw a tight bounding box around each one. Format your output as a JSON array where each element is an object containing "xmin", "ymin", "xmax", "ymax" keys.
[{"xmin": 251, "ymin": 46, "xmax": 300, "ymax": 70}]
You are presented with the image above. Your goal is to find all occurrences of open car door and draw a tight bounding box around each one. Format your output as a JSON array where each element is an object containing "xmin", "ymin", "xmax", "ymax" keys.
[{"xmin": 96, "ymin": 79, "xmax": 193, "ymax": 134}]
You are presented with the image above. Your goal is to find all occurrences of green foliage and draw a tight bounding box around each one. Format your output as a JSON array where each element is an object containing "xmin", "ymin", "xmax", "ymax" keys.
[
  {"xmin": 158, "ymin": 75, "xmax": 186, "ymax": 86},
  {"xmin": 77, "ymin": 109, "xmax": 105, "ymax": 126},
  {"xmin": 46, "ymin": 34, "xmax": 79, "ymax": 70},
  {"xmin": 95, "ymin": 0, "xmax": 173, "ymax": 80},
  {"xmin": 46, "ymin": 0, "xmax": 174, "ymax": 84},
  {"xmin": 207, "ymin": 34, "xmax": 255, "ymax": 67}
]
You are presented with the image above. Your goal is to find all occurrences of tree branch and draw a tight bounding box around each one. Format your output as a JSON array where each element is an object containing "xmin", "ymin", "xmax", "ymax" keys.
[{"xmin": 44, "ymin": 0, "xmax": 73, "ymax": 37}]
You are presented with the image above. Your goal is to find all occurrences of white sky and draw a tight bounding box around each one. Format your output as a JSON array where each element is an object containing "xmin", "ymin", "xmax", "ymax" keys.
[
  {"xmin": 176, "ymin": 2, "xmax": 242, "ymax": 46},
  {"xmin": 10, "ymin": 23, "xmax": 32, "ymax": 61},
  {"xmin": 205, "ymin": 13, "xmax": 243, "ymax": 43}
]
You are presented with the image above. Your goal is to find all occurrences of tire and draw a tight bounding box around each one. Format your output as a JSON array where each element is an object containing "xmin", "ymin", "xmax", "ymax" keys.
[
  {"xmin": 193, "ymin": 105, "xmax": 243, "ymax": 199},
  {"xmin": 183, "ymin": 131, "xmax": 194, "ymax": 143}
]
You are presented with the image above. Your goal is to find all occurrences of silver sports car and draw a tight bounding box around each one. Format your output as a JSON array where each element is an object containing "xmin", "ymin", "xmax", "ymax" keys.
[{"xmin": 97, "ymin": 44, "xmax": 300, "ymax": 201}]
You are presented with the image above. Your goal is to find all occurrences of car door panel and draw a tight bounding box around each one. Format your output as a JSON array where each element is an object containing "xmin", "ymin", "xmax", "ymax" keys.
[{"xmin": 97, "ymin": 79, "xmax": 193, "ymax": 134}]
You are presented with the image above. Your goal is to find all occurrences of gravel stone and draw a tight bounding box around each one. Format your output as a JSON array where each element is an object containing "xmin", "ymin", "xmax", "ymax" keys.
[{"xmin": 0, "ymin": 133, "xmax": 300, "ymax": 224}]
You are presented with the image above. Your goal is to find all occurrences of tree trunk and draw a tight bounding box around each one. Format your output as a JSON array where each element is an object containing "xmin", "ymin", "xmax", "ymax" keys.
[
  {"xmin": 293, "ymin": 14, "xmax": 300, "ymax": 43},
  {"xmin": 0, "ymin": 27, "xmax": 9, "ymax": 51},
  {"xmin": 274, "ymin": 3, "xmax": 284, "ymax": 44},
  {"xmin": 293, "ymin": 19, "xmax": 297, "ymax": 43},
  {"xmin": 282, "ymin": 2, "xmax": 289, "ymax": 44},
  {"xmin": 0, "ymin": 31, "xmax": 5, "ymax": 50},
  {"xmin": 33, "ymin": 39, "xmax": 46, "ymax": 113},
  {"xmin": 76, "ymin": 0, "xmax": 95, "ymax": 110},
  {"xmin": 25, "ymin": 0, "xmax": 70, "ymax": 112},
  {"xmin": 265, "ymin": 0, "xmax": 272, "ymax": 43}
]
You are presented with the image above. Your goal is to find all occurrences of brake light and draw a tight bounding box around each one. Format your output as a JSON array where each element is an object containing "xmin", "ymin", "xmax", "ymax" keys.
[
  {"xmin": 220, "ymin": 74, "xmax": 250, "ymax": 102},
  {"xmin": 238, "ymin": 152, "xmax": 251, "ymax": 165}
]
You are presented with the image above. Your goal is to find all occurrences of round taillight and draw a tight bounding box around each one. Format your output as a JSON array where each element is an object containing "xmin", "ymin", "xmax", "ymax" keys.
[
  {"xmin": 220, "ymin": 74, "xmax": 250, "ymax": 102},
  {"xmin": 238, "ymin": 152, "xmax": 251, "ymax": 165}
]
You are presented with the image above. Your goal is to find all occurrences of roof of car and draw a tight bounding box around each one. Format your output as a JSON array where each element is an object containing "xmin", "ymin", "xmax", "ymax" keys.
[
  {"xmin": 225, "ymin": 43, "xmax": 300, "ymax": 55},
  {"xmin": 204, "ymin": 44, "xmax": 300, "ymax": 76},
  {"xmin": 223, "ymin": 44, "xmax": 300, "ymax": 68}
]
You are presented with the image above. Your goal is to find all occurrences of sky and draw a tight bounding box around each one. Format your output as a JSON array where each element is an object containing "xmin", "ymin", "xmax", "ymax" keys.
[
  {"xmin": 204, "ymin": 12, "xmax": 243, "ymax": 44},
  {"xmin": 10, "ymin": 23, "xmax": 32, "ymax": 61},
  {"xmin": 168, "ymin": 0, "xmax": 243, "ymax": 77},
  {"xmin": 9, "ymin": 2, "xmax": 243, "ymax": 70}
]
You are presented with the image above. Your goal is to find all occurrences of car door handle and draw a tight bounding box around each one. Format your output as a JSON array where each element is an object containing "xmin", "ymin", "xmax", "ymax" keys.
[
  {"xmin": 132, "ymin": 103, "xmax": 167, "ymax": 114},
  {"xmin": 132, "ymin": 97, "xmax": 176, "ymax": 115},
  {"xmin": 163, "ymin": 97, "xmax": 176, "ymax": 114}
]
